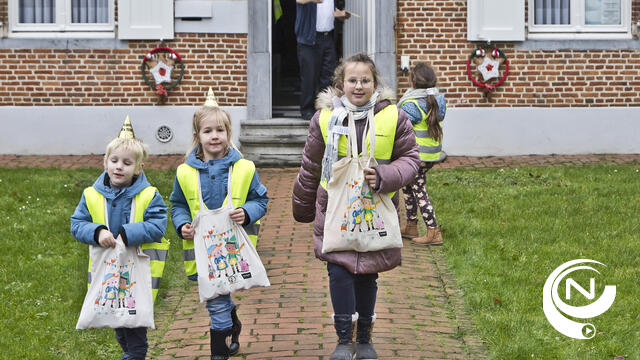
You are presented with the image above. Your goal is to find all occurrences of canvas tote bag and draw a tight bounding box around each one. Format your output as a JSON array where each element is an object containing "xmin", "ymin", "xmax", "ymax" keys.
[
  {"xmin": 76, "ymin": 198, "xmax": 154, "ymax": 329},
  {"xmin": 322, "ymin": 111, "xmax": 403, "ymax": 253},
  {"xmin": 192, "ymin": 166, "xmax": 270, "ymax": 303}
]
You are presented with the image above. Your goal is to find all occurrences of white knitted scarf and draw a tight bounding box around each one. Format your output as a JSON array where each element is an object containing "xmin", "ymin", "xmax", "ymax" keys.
[
  {"xmin": 320, "ymin": 91, "xmax": 379, "ymax": 184},
  {"xmin": 396, "ymin": 87, "xmax": 438, "ymax": 107}
]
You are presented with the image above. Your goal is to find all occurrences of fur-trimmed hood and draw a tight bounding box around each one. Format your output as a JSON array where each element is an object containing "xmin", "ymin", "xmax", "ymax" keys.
[{"xmin": 314, "ymin": 86, "xmax": 397, "ymax": 111}]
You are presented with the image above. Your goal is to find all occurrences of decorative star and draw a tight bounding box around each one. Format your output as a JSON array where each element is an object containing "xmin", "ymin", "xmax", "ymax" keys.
[
  {"xmin": 477, "ymin": 56, "xmax": 501, "ymax": 82},
  {"xmin": 149, "ymin": 60, "xmax": 173, "ymax": 84}
]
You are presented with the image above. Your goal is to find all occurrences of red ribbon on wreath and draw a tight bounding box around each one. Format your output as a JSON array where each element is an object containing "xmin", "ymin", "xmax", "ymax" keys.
[
  {"xmin": 156, "ymin": 84, "xmax": 168, "ymax": 97},
  {"xmin": 466, "ymin": 45, "xmax": 509, "ymax": 93}
]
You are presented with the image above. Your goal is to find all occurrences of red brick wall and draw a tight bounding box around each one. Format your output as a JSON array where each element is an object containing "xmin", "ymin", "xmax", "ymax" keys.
[
  {"xmin": 0, "ymin": 33, "xmax": 247, "ymax": 106},
  {"xmin": 0, "ymin": 0, "xmax": 7, "ymax": 26},
  {"xmin": 396, "ymin": 0, "xmax": 640, "ymax": 108}
]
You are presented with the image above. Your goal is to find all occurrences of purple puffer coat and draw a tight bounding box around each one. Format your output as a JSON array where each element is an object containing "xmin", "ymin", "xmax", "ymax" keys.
[{"xmin": 292, "ymin": 88, "xmax": 420, "ymax": 274}]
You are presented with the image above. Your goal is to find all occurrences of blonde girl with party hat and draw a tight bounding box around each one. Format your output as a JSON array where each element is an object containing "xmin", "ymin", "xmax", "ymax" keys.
[
  {"xmin": 397, "ymin": 62, "xmax": 447, "ymax": 245},
  {"xmin": 292, "ymin": 53, "xmax": 420, "ymax": 360},
  {"xmin": 169, "ymin": 89, "xmax": 269, "ymax": 359},
  {"xmin": 71, "ymin": 116, "xmax": 169, "ymax": 360}
]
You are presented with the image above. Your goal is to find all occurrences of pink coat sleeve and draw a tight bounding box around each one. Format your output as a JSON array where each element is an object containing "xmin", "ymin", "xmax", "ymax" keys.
[
  {"xmin": 373, "ymin": 108, "xmax": 420, "ymax": 194},
  {"xmin": 292, "ymin": 111, "xmax": 325, "ymax": 223}
]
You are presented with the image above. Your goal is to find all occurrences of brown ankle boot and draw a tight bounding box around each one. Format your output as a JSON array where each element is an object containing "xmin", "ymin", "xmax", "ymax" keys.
[
  {"xmin": 401, "ymin": 220, "xmax": 418, "ymax": 239},
  {"xmin": 412, "ymin": 227, "xmax": 443, "ymax": 245}
]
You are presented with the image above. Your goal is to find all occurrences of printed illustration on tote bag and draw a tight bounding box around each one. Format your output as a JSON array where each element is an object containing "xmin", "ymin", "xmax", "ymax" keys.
[
  {"xmin": 92, "ymin": 256, "xmax": 140, "ymax": 316},
  {"xmin": 203, "ymin": 224, "xmax": 255, "ymax": 285},
  {"xmin": 340, "ymin": 177, "xmax": 387, "ymax": 237}
]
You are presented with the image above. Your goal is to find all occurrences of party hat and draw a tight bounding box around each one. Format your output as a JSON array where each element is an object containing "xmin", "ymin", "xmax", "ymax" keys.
[
  {"xmin": 118, "ymin": 115, "xmax": 136, "ymax": 139},
  {"xmin": 203, "ymin": 87, "xmax": 219, "ymax": 107}
]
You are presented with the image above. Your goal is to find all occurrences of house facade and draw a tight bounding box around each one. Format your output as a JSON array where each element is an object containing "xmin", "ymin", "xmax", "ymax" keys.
[{"xmin": 1, "ymin": 0, "xmax": 639, "ymax": 162}]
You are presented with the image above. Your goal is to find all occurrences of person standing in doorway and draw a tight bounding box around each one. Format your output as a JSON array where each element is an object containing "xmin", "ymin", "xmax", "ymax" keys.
[{"xmin": 296, "ymin": 0, "xmax": 350, "ymax": 120}]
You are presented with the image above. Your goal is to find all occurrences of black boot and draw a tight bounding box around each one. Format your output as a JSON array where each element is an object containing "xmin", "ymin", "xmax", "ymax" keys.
[
  {"xmin": 229, "ymin": 305, "xmax": 241, "ymax": 355},
  {"xmin": 330, "ymin": 314, "xmax": 356, "ymax": 360},
  {"xmin": 355, "ymin": 314, "xmax": 377, "ymax": 360},
  {"xmin": 210, "ymin": 328, "xmax": 231, "ymax": 360}
]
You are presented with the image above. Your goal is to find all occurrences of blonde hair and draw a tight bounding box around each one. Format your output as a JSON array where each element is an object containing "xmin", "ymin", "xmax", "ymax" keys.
[
  {"xmin": 104, "ymin": 137, "xmax": 149, "ymax": 174},
  {"xmin": 188, "ymin": 106, "xmax": 239, "ymax": 159}
]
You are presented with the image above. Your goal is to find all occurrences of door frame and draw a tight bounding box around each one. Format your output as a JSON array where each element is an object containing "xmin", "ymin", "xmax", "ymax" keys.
[{"xmin": 247, "ymin": 0, "xmax": 396, "ymax": 121}]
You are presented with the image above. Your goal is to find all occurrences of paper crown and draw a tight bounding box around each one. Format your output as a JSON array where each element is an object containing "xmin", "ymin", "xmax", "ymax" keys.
[
  {"xmin": 118, "ymin": 115, "xmax": 136, "ymax": 139},
  {"xmin": 203, "ymin": 87, "xmax": 219, "ymax": 107}
]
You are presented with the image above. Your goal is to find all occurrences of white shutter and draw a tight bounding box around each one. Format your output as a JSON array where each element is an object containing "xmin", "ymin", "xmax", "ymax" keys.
[
  {"xmin": 467, "ymin": 0, "xmax": 524, "ymax": 41},
  {"xmin": 118, "ymin": 0, "xmax": 174, "ymax": 40}
]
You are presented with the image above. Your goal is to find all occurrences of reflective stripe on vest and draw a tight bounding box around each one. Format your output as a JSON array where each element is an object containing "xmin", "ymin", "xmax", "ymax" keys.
[
  {"xmin": 401, "ymin": 99, "xmax": 442, "ymax": 162},
  {"xmin": 176, "ymin": 159, "xmax": 260, "ymax": 277},
  {"xmin": 84, "ymin": 186, "xmax": 170, "ymax": 303},
  {"xmin": 319, "ymin": 105, "xmax": 398, "ymax": 197}
]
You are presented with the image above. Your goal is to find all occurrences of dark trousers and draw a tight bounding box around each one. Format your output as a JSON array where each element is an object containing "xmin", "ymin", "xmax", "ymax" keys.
[
  {"xmin": 297, "ymin": 31, "xmax": 337, "ymax": 119},
  {"xmin": 115, "ymin": 327, "xmax": 148, "ymax": 360},
  {"xmin": 327, "ymin": 262, "xmax": 378, "ymax": 317}
]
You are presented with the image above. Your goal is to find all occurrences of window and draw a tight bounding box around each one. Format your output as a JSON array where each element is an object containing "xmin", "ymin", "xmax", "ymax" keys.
[
  {"xmin": 528, "ymin": 0, "xmax": 631, "ymax": 39},
  {"xmin": 9, "ymin": 0, "xmax": 114, "ymax": 37}
]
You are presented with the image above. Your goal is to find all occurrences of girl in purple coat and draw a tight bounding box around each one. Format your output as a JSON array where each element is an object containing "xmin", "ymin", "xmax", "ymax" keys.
[{"xmin": 292, "ymin": 53, "xmax": 420, "ymax": 360}]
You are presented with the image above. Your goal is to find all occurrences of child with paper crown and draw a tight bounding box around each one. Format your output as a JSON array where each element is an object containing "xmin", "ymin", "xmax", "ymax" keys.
[
  {"xmin": 169, "ymin": 88, "xmax": 269, "ymax": 359},
  {"xmin": 71, "ymin": 116, "xmax": 169, "ymax": 360}
]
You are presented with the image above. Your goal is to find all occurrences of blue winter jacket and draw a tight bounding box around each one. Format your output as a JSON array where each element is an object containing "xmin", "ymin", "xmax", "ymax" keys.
[
  {"xmin": 169, "ymin": 148, "xmax": 269, "ymax": 239},
  {"xmin": 401, "ymin": 93, "xmax": 447, "ymax": 125},
  {"xmin": 70, "ymin": 171, "xmax": 168, "ymax": 247}
]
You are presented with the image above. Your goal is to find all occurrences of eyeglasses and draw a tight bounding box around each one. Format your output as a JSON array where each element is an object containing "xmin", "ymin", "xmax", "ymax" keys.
[{"xmin": 345, "ymin": 78, "xmax": 374, "ymax": 87}]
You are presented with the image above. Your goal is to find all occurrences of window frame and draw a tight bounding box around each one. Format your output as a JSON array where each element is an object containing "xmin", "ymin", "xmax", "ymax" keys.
[
  {"xmin": 527, "ymin": 0, "xmax": 632, "ymax": 39},
  {"xmin": 8, "ymin": 0, "xmax": 115, "ymax": 38}
]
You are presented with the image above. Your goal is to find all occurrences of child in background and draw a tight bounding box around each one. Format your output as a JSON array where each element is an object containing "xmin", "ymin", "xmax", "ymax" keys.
[
  {"xmin": 170, "ymin": 89, "xmax": 269, "ymax": 359},
  {"xmin": 292, "ymin": 53, "xmax": 419, "ymax": 360},
  {"xmin": 71, "ymin": 117, "xmax": 169, "ymax": 360},
  {"xmin": 397, "ymin": 62, "xmax": 447, "ymax": 245}
]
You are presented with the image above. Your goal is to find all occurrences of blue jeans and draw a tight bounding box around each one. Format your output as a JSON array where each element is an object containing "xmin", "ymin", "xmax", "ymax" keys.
[
  {"xmin": 115, "ymin": 327, "xmax": 147, "ymax": 360},
  {"xmin": 327, "ymin": 262, "xmax": 378, "ymax": 317},
  {"xmin": 206, "ymin": 294, "xmax": 235, "ymax": 330}
]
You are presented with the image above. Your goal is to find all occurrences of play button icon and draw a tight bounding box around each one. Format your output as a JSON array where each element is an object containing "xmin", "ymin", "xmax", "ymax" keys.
[{"xmin": 582, "ymin": 324, "xmax": 596, "ymax": 339}]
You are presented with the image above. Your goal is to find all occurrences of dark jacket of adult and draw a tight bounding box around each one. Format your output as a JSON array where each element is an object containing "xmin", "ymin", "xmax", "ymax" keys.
[{"xmin": 295, "ymin": 2, "xmax": 317, "ymax": 46}]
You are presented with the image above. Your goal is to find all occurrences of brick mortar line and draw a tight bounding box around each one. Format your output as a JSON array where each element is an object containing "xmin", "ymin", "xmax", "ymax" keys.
[
  {"xmin": 428, "ymin": 246, "xmax": 489, "ymax": 359},
  {"xmin": 148, "ymin": 285, "xmax": 192, "ymax": 359}
]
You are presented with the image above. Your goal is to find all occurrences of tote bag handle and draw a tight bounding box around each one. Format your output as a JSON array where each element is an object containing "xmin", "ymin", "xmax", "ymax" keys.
[{"xmin": 196, "ymin": 165, "xmax": 234, "ymax": 211}]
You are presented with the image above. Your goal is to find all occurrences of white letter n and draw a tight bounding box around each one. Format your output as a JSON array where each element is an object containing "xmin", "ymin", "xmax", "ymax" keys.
[{"xmin": 566, "ymin": 278, "xmax": 595, "ymax": 300}]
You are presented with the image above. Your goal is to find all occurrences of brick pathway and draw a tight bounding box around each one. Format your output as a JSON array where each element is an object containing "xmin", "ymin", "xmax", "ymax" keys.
[
  {"xmin": 2, "ymin": 154, "xmax": 638, "ymax": 359},
  {"xmin": 1, "ymin": 153, "xmax": 639, "ymax": 170}
]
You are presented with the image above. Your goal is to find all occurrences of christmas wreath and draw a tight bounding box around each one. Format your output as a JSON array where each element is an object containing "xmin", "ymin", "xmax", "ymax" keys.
[
  {"xmin": 141, "ymin": 46, "xmax": 185, "ymax": 103},
  {"xmin": 466, "ymin": 45, "xmax": 509, "ymax": 94}
]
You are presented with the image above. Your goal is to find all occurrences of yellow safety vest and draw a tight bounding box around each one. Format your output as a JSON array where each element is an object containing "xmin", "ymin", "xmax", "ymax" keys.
[
  {"xmin": 401, "ymin": 99, "xmax": 442, "ymax": 162},
  {"xmin": 83, "ymin": 186, "xmax": 170, "ymax": 303},
  {"xmin": 319, "ymin": 105, "xmax": 398, "ymax": 197},
  {"xmin": 176, "ymin": 159, "xmax": 260, "ymax": 278}
]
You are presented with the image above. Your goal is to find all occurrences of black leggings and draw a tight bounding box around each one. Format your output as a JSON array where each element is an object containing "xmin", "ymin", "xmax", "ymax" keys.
[{"xmin": 327, "ymin": 262, "xmax": 378, "ymax": 317}]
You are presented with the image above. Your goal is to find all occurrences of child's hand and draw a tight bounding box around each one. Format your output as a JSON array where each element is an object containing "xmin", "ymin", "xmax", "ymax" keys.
[
  {"xmin": 364, "ymin": 167, "xmax": 377, "ymax": 189},
  {"xmin": 98, "ymin": 229, "xmax": 116, "ymax": 248},
  {"xmin": 181, "ymin": 223, "xmax": 195, "ymax": 240},
  {"xmin": 229, "ymin": 208, "xmax": 246, "ymax": 225}
]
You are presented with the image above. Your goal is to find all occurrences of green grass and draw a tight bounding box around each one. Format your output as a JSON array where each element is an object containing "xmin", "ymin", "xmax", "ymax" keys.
[
  {"xmin": 1, "ymin": 164, "xmax": 639, "ymax": 359},
  {"xmin": 426, "ymin": 165, "xmax": 640, "ymax": 359},
  {"xmin": 0, "ymin": 167, "xmax": 189, "ymax": 359}
]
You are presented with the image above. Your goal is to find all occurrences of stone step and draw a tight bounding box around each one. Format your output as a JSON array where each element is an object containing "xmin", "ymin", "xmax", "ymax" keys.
[
  {"xmin": 243, "ymin": 152, "xmax": 302, "ymax": 167},
  {"xmin": 241, "ymin": 119, "xmax": 310, "ymax": 137},
  {"xmin": 240, "ymin": 118, "xmax": 308, "ymax": 167},
  {"xmin": 239, "ymin": 134, "xmax": 307, "ymax": 145}
]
